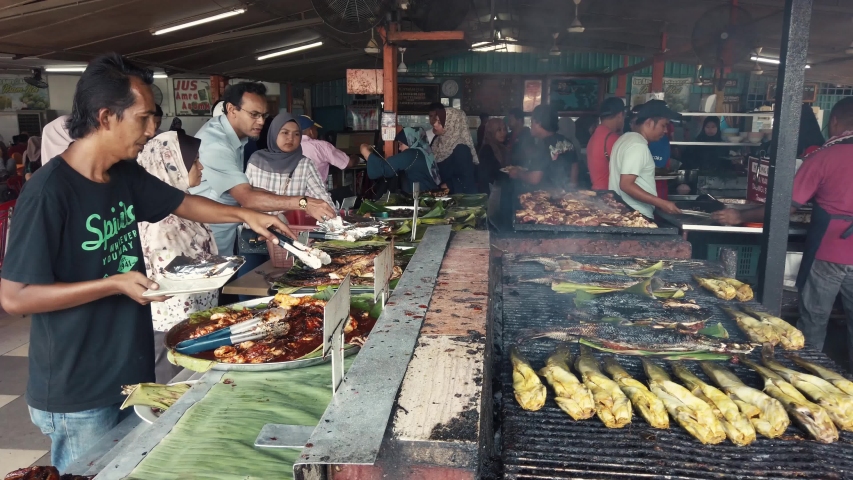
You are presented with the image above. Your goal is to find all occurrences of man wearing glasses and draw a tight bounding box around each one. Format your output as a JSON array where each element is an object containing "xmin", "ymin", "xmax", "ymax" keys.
[{"xmin": 192, "ymin": 82, "xmax": 335, "ymax": 254}]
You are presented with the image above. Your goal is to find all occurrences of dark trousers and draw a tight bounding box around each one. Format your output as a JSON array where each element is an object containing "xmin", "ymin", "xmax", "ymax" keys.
[
  {"xmin": 438, "ymin": 157, "xmax": 478, "ymax": 194},
  {"xmin": 799, "ymin": 259, "xmax": 853, "ymax": 369}
]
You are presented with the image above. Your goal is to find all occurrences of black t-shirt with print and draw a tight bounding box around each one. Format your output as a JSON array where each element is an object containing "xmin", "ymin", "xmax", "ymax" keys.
[
  {"xmin": 517, "ymin": 133, "xmax": 577, "ymax": 192},
  {"xmin": 1, "ymin": 157, "xmax": 185, "ymax": 413}
]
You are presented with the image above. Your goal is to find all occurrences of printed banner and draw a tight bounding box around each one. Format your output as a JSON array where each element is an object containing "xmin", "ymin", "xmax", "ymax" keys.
[
  {"xmin": 0, "ymin": 76, "xmax": 49, "ymax": 110},
  {"xmin": 747, "ymin": 156, "xmax": 769, "ymax": 203},
  {"xmin": 630, "ymin": 77, "xmax": 691, "ymax": 113},
  {"xmin": 173, "ymin": 79, "xmax": 211, "ymax": 116}
]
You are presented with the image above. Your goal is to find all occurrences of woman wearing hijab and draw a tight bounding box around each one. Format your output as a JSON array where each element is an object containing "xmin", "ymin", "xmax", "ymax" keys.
[
  {"xmin": 430, "ymin": 106, "xmax": 479, "ymax": 194},
  {"xmin": 477, "ymin": 118, "xmax": 508, "ymax": 193},
  {"xmin": 170, "ymin": 117, "xmax": 186, "ymax": 135},
  {"xmin": 359, "ymin": 127, "xmax": 441, "ymax": 195},
  {"xmin": 23, "ymin": 136, "xmax": 42, "ymax": 180},
  {"xmin": 137, "ymin": 131, "xmax": 217, "ymax": 383},
  {"xmin": 681, "ymin": 116, "xmax": 727, "ymax": 171},
  {"xmin": 798, "ymin": 104, "xmax": 825, "ymax": 157}
]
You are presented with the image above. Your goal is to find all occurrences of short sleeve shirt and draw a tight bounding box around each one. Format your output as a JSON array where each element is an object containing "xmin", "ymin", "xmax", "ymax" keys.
[
  {"xmin": 608, "ymin": 132, "xmax": 657, "ymax": 218},
  {"xmin": 522, "ymin": 133, "xmax": 577, "ymax": 191},
  {"xmin": 300, "ymin": 136, "xmax": 350, "ymax": 181},
  {"xmin": 1, "ymin": 157, "xmax": 185, "ymax": 412},
  {"xmin": 189, "ymin": 116, "xmax": 249, "ymax": 254},
  {"xmin": 792, "ymin": 142, "xmax": 853, "ymax": 264},
  {"xmin": 648, "ymin": 136, "xmax": 671, "ymax": 168},
  {"xmin": 587, "ymin": 124, "xmax": 620, "ymax": 190}
]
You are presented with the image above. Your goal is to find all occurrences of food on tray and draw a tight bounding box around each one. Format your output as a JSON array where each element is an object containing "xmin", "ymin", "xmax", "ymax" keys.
[
  {"xmin": 518, "ymin": 255, "xmax": 666, "ymax": 277},
  {"xmin": 516, "ymin": 323, "xmax": 756, "ymax": 355},
  {"xmin": 575, "ymin": 346, "xmax": 632, "ymax": 428},
  {"xmin": 160, "ymin": 254, "xmax": 242, "ymax": 280},
  {"xmin": 642, "ymin": 360, "xmax": 726, "ymax": 444},
  {"xmin": 739, "ymin": 356, "xmax": 838, "ymax": 443},
  {"xmin": 120, "ymin": 382, "xmax": 191, "ymax": 411},
  {"xmin": 4, "ymin": 467, "xmax": 92, "ymax": 480},
  {"xmin": 670, "ymin": 362, "xmax": 756, "ymax": 446},
  {"xmin": 510, "ymin": 346, "xmax": 546, "ymax": 411},
  {"xmin": 722, "ymin": 306, "xmax": 782, "ymax": 346},
  {"xmin": 789, "ymin": 354, "xmax": 853, "ymax": 395},
  {"xmin": 742, "ymin": 307, "xmax": 805, "ymax": 350},
  {"xmin": 274, "ymin": 244, "xmax": 403, "ymax": 287},
  {"xmin": 538, "ymin": 345, "xmax": 595, "ymax": 420},
  {"xmin": 602, "ymin": 357, "xmax": 668, "ymax": 429},
  {"xmin": 761, "ymin": 345, "xmax": 853, "ymax": 431},
  {"xmin": 700, "ymin": 361, "xmax": 789, "ymax": 439},
  {"xmin": 515, "ymin": 190, "xmax": 657, "ymax": 228}
]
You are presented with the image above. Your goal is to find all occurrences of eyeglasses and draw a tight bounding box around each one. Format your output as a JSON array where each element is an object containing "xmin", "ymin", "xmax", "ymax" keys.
[{"xmin": 235, "ymin": 106, "xmax": 268, "ymax": 120}]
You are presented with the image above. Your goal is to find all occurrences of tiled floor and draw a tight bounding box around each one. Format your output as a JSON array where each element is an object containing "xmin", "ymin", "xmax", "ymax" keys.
[{"xmin": 0, "ymin": 312, "xmax": 51, "ymax": 475}]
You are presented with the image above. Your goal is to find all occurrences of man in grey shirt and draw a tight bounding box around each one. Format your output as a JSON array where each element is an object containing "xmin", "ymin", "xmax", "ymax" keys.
[{"xmin": 190, "ymin": 82, "xmax": 335, "ymax": 254}]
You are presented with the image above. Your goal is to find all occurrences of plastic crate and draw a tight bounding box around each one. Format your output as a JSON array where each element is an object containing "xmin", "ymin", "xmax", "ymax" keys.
[{"xmin": 707, "ymin": 244, "xmax": 760, "ymax": 284}]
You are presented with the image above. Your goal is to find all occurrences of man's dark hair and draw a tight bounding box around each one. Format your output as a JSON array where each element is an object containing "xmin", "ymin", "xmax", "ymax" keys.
[
  {"xmin": 507, "ymin": 107, "xmax": 524, "ymax": 121},
  {"xmin": 830, "ymin": 97, "xmax": 853, "ymax": 130},
  {"xmin": 427, "ymin": 102, "xmax": 444, "ymax": 111},
  {"xmin": 222, "ymin": 82, "xmax": 267, "ymax": 112},
  {"xmin": 531, "ymin": 105, "xmax": 558, "ymax": 132},
  {"xmin": 154, "ymin": 104, "xmax": 163, "ymax": 117},
  {"xmin": 66, "ymin": 52, "xmax": 153, "ymax": 140},
  {"xmin": 479, "ymin": 113, "xmax": 489, "ymax": 121}
]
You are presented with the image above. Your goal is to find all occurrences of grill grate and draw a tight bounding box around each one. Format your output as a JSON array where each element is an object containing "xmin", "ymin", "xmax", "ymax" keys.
[{"xmin": 499, "ymin": 254, "xmax": 853, "ymax": 480}]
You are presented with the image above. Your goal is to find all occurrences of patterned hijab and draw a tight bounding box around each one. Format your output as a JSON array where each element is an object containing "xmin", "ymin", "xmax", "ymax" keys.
[
  {"xmin": 136, "ymin": 131, "xmax": 217, "ymax": 276},
  {"xmin": 432, "ymin": 107, "xmax": 480, "ymax": 165}
]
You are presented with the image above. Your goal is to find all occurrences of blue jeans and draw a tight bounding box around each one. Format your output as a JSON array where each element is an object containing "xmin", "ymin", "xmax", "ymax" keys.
[{"xmin": 28, "ymin": 403, "xmax": 131, "ymax": 473}]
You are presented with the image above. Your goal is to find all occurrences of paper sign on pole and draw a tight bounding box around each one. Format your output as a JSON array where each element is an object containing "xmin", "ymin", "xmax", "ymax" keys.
[
  {"xmin": 323, "ymin": 275, "xmax": 351, "ymax": 394},
  {"xmin": 373, "ymin": 243, "xmax": 394, "ymax": 306}
]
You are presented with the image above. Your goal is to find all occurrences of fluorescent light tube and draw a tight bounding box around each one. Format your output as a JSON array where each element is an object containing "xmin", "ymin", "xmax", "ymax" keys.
[
  {"xmin": 257, "ymin": 41, "xmax": 323, "ymax": 61},
  {"xmin": 153, "ymin": 8, "xmax": 245, "ymax": 35},
  {"xmin": 45, "ymin": 66, "xmax": 86, "ymax": 72},
  {"xmin": 750, "ymin": 56, "xmax": 811, "ymax": 68}
]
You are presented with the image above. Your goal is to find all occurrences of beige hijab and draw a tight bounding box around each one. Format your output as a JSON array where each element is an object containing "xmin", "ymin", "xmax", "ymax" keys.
[{"xmin": 432, "ymin": 107, "xmax": 480, "ymax": 165}]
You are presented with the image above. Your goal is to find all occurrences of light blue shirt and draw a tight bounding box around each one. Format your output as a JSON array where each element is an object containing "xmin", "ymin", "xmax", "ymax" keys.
[{"xmin": 189, "ymin": 115, "xmax": 248, "ymax": 254}]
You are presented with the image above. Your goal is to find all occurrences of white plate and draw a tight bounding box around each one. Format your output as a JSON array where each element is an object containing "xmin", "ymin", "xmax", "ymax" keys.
[
  {"xmin": 133, "ymin": 380, "xmax": 197, "ymax": 424},
  {"xmin": 143, "ymin": 269, "xmax": 240, "ymax": 297}
]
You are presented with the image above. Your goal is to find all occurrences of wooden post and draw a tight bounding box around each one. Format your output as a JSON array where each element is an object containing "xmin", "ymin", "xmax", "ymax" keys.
[
  {"xmin": 615, "ymin": 55, "xmax": 628, "ymax": 97},
  {"xmin": 286, "ymin": 83, "xmax": 293, "ymax": 112},
  {"xmin": 380, "ymin": 24, "xmax": 399, "ymax": 157},
  {"xmin": 650, "ymin": 33, "xmax": 667, "ymax": 93},
  {"xmin": 210, "ymin": 75, "xmax": 228, "ymax": 103}
]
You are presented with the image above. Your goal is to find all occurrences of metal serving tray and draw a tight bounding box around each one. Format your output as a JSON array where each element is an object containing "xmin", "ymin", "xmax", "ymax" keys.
[{"xmin": 512, "ymin": 190, "xmax": 678, "ymax": 235}]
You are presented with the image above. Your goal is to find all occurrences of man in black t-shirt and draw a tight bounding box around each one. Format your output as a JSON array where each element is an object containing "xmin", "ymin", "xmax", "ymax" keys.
[
  {"xmin": 0, "ymin": 53, "xmax": 294, "ymax": 473},
  {"xmin": 507, "ymin": 104, "xmax": 578, "ymax": 192}
]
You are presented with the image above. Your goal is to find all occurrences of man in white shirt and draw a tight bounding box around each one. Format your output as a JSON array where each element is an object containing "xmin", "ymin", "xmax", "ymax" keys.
[
  {"xmin": 608, "ymin": 100, "xmax": 681, "ymax": 218},
  {"xmin": 298, "ymin": 115, "xmax": 357, "ymax": 182}
]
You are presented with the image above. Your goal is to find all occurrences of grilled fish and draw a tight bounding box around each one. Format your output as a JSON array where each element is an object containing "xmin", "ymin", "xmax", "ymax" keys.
[
  {"xmin": 670, "ymin": 361, "xmax": 756, "ymax": 446},
  {"xmin": 761, "ymin": 344, "xmax": 853, "ymax": 431},
  {"xmin": 700, "ymin": 361, "xmax": 789, "ymax": 439},
  {"xmin": 721, "ymin": 306, "xmax": 781, "ymax": 346},
  {"xmin": 538, "ymin": 345, "xmax": 596, "ymax": 420},
  {"xmin": 575, "ymin": 292, "xmax": 712, "ymax": 328},
  {"xmin": 511, "ymin": 346, "xmax": 546, "ymax": 411},
  {"xmin": 788, "ymin": 354, "xmax": 853, "ymax": 396},
  {"xmin": 694, "ymin": 276, "xmax": 737, "ymax": 301},
  {"xmin": 643, "ymin": 360, "xmax": 726, "ymax": 444},
  {"xmin": 575, "ymin": 346, "xmax": 632, "ymax": 428},
  {"xmin": 740, "ymin": 355, "xmax": 838, "ymax": 443},
  {"xmin": 516, "ymin": 323, "xmax": 755, "ymax": 354},
  {"xmin": 742, "ymin": 307, "xmax": 805, "ymax": 350},
  {"xmin": 603, "ymin": 357, "xmax": 668, "ymax": 428}
]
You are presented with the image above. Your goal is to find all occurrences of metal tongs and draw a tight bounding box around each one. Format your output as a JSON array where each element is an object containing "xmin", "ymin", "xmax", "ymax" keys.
[
  {"xmin": 175, "ymin": 307, "xmax": 290, "ymax": 355},
  {"xmin": 271, "ymin": 231, "xmax": 332, "ymax": 269}
]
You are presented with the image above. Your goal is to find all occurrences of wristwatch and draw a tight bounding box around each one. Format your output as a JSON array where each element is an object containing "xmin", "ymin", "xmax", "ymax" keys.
[{"xmin": 299, "ymin": 197, "xmax": 308, "ymax": 210}]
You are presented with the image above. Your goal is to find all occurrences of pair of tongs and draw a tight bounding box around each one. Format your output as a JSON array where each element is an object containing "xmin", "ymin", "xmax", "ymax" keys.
[
  {"xmin": 271, "ymin": 231, "xmax": 332, "ymax": 269},
  {"xmin": 175, "ymin": 307, "xmax": 290, "ymax": 355}
]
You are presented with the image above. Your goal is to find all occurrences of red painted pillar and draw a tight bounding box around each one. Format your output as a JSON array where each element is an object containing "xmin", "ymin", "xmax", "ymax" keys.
[
  {"xmin": 615, "ymin": 55, "xmax": 628, "ymax": 97},
  {"xmin": 380, "ymin": 24, "xmax": 399, "ymax": 157},
  {"xmin": 650, "ymin": 33, "xmax": 667, "ymax": 93}
]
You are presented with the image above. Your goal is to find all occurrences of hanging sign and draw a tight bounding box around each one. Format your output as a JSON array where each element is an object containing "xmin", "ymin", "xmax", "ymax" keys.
[
  {"xmin": 746, "ymin": 156, "xmax": 770, "ymax": 203},
  {"xmin": 397, "ymin": 83, "xmax": 440, "ymax": 114},
  {"xmin": 631, "ymin": 77, "xmax": 691, "ymax": 113},
  {"xmin": 173, "ymin": 79, "xmax": 212, "ymax": 116},
  {"xmin": 0, "ymin": 76, "xmax": 49, "ymax": 111},
  {"xmin": 766, "ymin": 82, "xmax": 818, "ymax": 103}
]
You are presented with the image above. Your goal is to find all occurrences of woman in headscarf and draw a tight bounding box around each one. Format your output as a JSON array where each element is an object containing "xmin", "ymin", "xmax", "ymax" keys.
[
  {"xmin": 359, "ymin": 127, "xmax": 441, "ymax": 195},
  {"xmin": 798, "ymin": 104, "xmax": 825, "ymax": 157},
  {"xmin": 136, "ymin": 131, "xmax": 218, "ymax": 383},
  {"xmin": 23, "ymin": 136, "xmax": 41, "ymax": 180},
  {"xmin": 430, "ymin": 106, "xmax": 479, "ymax": 194},
  {"xmin": 681, "ymin": 116, "xmax": 727, "ymax": 171},
  {"xmin": 170, "ymin": 117, "xmax": 186, "ymax": 135},
  {"xmin": 477, "ymin": 118, "xmax": 508, "ymax": 193}
]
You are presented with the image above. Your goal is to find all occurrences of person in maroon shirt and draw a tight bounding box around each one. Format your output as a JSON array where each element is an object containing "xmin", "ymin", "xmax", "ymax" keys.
[
  {"xmin": 586, "ymin": 97, "xmax": 625, "ymax": 190},
  {"xmin": 713, "ymin": 97, "xmax": 853, "ymax": 368}
]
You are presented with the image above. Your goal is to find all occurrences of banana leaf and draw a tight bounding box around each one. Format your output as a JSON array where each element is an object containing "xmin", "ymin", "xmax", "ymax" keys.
[
  {"xmin": 579, "ymin": 338, "xmax": 731, "ymax": 361},
  {"xmin": 698, "ymin": 322, "xmax": 730, "ymax": 339},
  {"xmin": 168, "ymin": 350, "xmax": 216, "ymax": 372},
  {"xmin": 421, "ymin": 203, "xmax": 446, "ymax": 219},
  {"xmin": 356, "ymin": 199, "xmax": 388, "ymax": 215},
  {"xmin": 449, "ymin": 193, "xmax": 488, "ymax": 207}
]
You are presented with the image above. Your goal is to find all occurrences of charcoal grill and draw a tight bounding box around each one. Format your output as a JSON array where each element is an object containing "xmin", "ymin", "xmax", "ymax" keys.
[{"xmin": 496, "ymin": 254, "xmax": 853, "ymax": 479}]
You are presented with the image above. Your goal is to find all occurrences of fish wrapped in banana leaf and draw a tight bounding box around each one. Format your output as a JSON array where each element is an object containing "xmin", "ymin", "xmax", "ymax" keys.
[
  {"xmin": 538, "ymin": 345, "xmax": 595, "ymax": 420},
  {"xmin": 742, "ymin": 307, "xmax": 805, "ymax": 350},
  {"xmin": 788, "ymin": 354, "xmax": 853, "ymax": 396},
  {"xmin": 694, "ymin": 276, "xmax": 737, "ymax": 301},
  {"xmin": 575, "ymin": 346, "xmax": 632, "ymax": 428},
  {"xmin": 670, "ymin": 362, "xmax": 755, "ymax": 446},
  {"xmin": 517, "ymin": 255, "xmax": 666, "ymax": 277},
  {"xmin": 511, "ymin": 346, "xmax": 546, "ymax": 411},
  {"xmin": 721, "ymin": 306, "xmax": 781, "ymax": 347},
  {"xmin": 603, "ymin": 357, "xmax": 668, "ymax": 428}
]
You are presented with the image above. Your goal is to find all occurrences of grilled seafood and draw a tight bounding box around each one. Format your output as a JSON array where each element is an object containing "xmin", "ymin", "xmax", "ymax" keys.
[
  {"xmin": 740, "ymin": 356, "xmax": 838, "ymax": 443},
  {"xmin": 722, "ymin": 306, "xmax": 781, "ymax": 346},
  {"xmin": 670, "ymin": 362, "xmax": 755, "ymax": 446},
  {"xmin": 516, "ymin": 190, "xmax": 657, "ymax": 228},
  {"xmin": 662, "ymin": 299, "xmax": 702, "ymax": 310},
  {"xmin": 517, "ymin": 255, "xmax": 666, "ymax": 277},
  {"xmin": 516, "ymin": 323, "xmax": 755, "ymax": 354},
  {"xmin": 511, "ymin": 346, "xmax": 546, "ymax": 411},
  {"xmin": 761, "ymin": 344, "xmax": 853, "ymax": 431},
  {"xmin": 642, "ymin": 360, "xmax": 726, "ymax": 444},
  {"xmin": 694, "ymin": 276, "xmax": 737, "ymax": 301},
  {"xmin": 538, "ymin": 345, "xmax": 595, "ymax": 420},
  {"xmin": 742, "ymin": 307, "xmax": 805, "ymax": 350},
  {"xmin": 575, "ymin": 346, "xmax": 632, "ymax": 428},
  {"xmin": 603, "ymin": 357, "xmax": 668, "ymax": 428},
  {"xmin": 275, "ymin": 245, "xmax": 404, "ymax": 287},
  {"xmin": 713, "ymin": 277, "xmax": 754, "ymax": 302},
  {"xmin": 700, "ymin": 361, "xmax": 789, "ymax": 439},
  {"xmin": 788, "ymin": 354, "xmax": 853, "ymax": 396}
]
